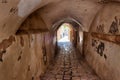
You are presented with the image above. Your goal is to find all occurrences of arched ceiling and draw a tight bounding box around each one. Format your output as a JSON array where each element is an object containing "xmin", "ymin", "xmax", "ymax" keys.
[
  {"xmin": 37, "ymin": 0, "xmax": 102, "ymax": 31},
  {"xmin": 0, "ymin": 0, "xmax": 120, "ymax": 41},
  {"xmin": 18, "ymin": 0, "xmax": 103, "ymax": 34},
  {"xmin": 0, "ymin": 0, "xmax": 60, "ymax": 40}
]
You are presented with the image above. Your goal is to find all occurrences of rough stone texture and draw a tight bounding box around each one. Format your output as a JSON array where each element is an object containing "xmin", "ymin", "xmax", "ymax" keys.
[{"xmin": 41, "ymin": 42, "xmax": 100, "ymax": 80}]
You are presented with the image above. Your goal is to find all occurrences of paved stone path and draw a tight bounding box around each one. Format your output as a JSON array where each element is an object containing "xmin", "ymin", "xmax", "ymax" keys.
[{"xmin": 41, "ymin": 42, "xmax": 100, "ymax": 80}]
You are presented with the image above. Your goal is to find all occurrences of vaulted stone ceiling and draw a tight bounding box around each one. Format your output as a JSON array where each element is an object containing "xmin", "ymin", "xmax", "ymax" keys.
[{"xmin": 0, "ymin": 0, "xmax": 119, "ymax": 41}]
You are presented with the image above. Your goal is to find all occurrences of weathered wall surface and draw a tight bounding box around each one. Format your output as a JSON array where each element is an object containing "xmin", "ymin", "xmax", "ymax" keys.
[
  {"xmin": 39, "ymin": 0, "xmax": 102, "ymax": 31},
  {"xmin": 77, "ymin": 31, "xmax": 84, "ymax": 56},
  {"xmin": 0, "ymin": 32, "xmax": 56, "ymax": 80},
  {"xmin": 0, "ymin": 0, "xmax": 59, "ymax": 41},
  {"xmin": 0, "ymin": 0, "xmax": 103, "ymax": 41},
  {"xmin": 1, "ymin": 0, "xmax": 120, "ymax": 80},
  {"xmin": 83, "ymin": 3, "xmax": 120, "ymax": 80}
]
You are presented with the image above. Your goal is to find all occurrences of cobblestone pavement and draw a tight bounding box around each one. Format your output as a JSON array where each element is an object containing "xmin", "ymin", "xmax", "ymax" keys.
[{"xmin": 41, "ymin": 42, "xmax": 100, "ymax": 80}]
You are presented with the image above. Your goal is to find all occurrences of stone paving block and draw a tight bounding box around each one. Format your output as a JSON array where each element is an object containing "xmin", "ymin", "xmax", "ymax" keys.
[
  {"xmin": 72, "ymin": 77, "xmax": 81, "ymax": 80},
  {"xmin": 56, "ymin": 75, "xmax": 63, "ymax": 79},
  {"xmin": 49, "ymin": 78, "xmax": 56, "ymax": 80},
  {"xmin": 63, "ymin": 75, "xmax": 71, "ymax": 80},
  {"xmin": 57, "ymin": 71, "xmax": 64, "ymax": 75},
  {"xmin": 41, "ymin": 43, "xmax": 100, "ymax": 80},
  {"xmin": 56, "ymin": 79, "xmax": 63, "ymax": 80},
  {"xmin": 65, "ymin": 71, "xmax": 71, "ymax": 75}
]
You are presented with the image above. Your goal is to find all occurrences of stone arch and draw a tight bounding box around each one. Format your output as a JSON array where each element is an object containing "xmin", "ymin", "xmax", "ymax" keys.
[{"xmin": 51, "ymin": 17, "xmax": 83, "ymax": 32}]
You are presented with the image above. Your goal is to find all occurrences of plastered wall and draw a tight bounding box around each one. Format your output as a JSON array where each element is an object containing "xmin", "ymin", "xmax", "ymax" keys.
[
  {"xmin": 0, "ymin": 32, "xmax": 56, "ymax": 80},
  {"xmin": 82, "ymin": 3, "xmax": 120, "ymax": 80},
  {"xmin": 1, "ymin": 0, "xmax": 120, "ymax": 80}
]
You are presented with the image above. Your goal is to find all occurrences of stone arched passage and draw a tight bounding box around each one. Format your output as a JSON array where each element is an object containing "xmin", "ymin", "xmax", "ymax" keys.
[
  {"xmin": 57, "ymin": 23, "xmax": 74, "ymax": 42},
  {"xmin": 0, "ymin": 1, "xmax": 120, "ymax": 80},
  {"xmin": 0, "ymin": 0, "xmax": 102, "ymax": 41},
  {"xmin": 52, "ymin": 17, "xmax": 84, "ymax": 55},
  {"xmin": 51, "ymin": 17, "xmax": 83, "ymax": 31}
]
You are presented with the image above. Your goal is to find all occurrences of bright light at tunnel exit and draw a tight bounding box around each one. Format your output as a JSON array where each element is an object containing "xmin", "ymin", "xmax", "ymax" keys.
[{"xmin": 57, "ymin": 23, "xmax": 73, "ymax": 42}]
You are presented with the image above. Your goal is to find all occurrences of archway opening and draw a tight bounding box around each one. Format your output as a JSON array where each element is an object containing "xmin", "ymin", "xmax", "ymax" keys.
[{"xmin": 57, "ymin": 23, "xmax": 74, "ymax": 43}]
